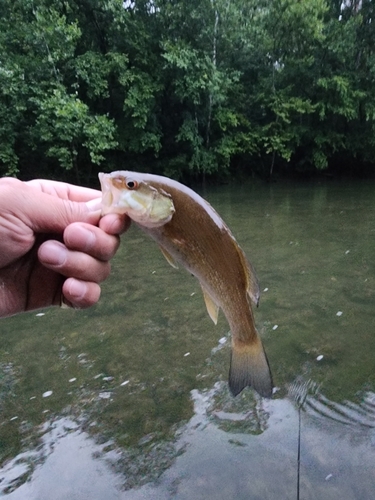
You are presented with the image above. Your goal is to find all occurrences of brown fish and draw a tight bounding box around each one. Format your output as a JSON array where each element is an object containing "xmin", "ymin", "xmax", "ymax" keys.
[{"xmin": 99, "ymin": 171, "xmax": 273, "ymax": 398}]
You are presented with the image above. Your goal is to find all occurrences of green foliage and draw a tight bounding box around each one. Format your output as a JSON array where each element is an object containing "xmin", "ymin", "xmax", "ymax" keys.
[
  {"xmin": 32, "ymin": 87, "xmax": 117, "ymax": 169},
  {"xmin": 1, "ymin": 0, "xmax": 375, "ymax": 180},
  {"xmin": 0, "ymin": 0, "xmax": 119, "ymax": 178}
]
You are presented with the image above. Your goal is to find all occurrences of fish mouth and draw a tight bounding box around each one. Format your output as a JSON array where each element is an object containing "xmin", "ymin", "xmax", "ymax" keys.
[{"xmin": 98, "ymin": 173, "xmax": 114, "ymax": 215}]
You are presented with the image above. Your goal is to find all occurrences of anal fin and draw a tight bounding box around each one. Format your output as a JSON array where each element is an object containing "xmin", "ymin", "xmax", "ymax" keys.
[
  {"xmin": 236, "ymin": 245, "xmax": 260, "ymax": 307},
  {"xmin": 201, "ymin": 285, "xmax": 220, "ymax": 325}
]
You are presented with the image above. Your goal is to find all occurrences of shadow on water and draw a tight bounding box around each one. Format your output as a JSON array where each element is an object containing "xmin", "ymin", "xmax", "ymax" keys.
[{"xmin": 1, "ymin": 179, "xmax": 375, "ymax": 498}]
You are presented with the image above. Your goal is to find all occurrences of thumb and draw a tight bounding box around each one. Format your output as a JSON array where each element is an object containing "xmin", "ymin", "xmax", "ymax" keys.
[
  {"xmin": 27, "ymin": 195, "xmax": 102, "ymax": 234},
  {"xmin": 9, "ymin": 180, "xmax": 103, "ymax": 234}
]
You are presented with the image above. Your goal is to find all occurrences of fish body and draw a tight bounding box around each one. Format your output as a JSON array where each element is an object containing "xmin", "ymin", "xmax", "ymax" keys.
[{"xmin": 99, "ymin": 171, "xmax": 273, "ymax": 398}]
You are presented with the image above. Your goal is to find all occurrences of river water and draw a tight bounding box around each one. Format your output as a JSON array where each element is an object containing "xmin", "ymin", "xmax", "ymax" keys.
[{"xmin": 1, "ymin": 179, "xmax": 375, "ymax": 499}]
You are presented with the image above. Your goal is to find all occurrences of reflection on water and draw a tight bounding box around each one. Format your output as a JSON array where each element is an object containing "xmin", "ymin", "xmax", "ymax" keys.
[
  {"xmin": 1, "ymin": 179, "xmax": 375, "ymax": 498},
  {"xmin": 2, "ymin": 379, "xmax": 375, "ymax": 500}
]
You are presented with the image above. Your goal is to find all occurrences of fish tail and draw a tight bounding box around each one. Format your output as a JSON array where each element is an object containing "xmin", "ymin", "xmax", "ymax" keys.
[{"xmin": 229, "ymin": 335, "xmax": 273, "ymax": 398}]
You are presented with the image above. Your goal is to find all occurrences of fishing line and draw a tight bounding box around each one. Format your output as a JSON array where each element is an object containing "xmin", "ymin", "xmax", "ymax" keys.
[
  {"xmin": 297, "ymin": 405, "xmax": 301, "ymax": 500},
  {"xmin": 290, "ymin": 378, "xmax": 319, "ymax": 500},
  {"xmin": 289, "ymin": 378, "xmax": 309, "ymax": 500}
]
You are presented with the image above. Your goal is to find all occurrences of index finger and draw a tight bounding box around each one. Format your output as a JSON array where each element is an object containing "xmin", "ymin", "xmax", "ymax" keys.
[{"xmin": 99, "ymin": 213, "xmax": 131, "ymax": 235}]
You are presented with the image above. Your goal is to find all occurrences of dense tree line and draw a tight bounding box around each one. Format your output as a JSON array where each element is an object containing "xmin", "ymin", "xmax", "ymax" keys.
[{"xmin": 0, "ymin": 0, "xmax": 374, "ymax": 182}]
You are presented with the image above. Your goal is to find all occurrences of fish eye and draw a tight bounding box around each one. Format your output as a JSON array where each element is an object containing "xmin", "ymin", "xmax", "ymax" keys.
[{"xmin": 126, "ymin": 179, "xmax": 138, "ymax": 190}]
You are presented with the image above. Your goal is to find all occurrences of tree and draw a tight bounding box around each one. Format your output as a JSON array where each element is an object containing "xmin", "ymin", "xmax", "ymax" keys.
[
  {"xmin": 1, "ymin": 0, "xmax": 375, "ymax": 181},
  {"xmin": 0, "ymin": 1, "xmax": 127, "ymax": 180}
]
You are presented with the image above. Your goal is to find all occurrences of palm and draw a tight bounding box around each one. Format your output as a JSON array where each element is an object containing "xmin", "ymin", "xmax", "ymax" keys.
[{"xmin": 0, "ymin": 234, "xmax": 64, "ymax": 315}]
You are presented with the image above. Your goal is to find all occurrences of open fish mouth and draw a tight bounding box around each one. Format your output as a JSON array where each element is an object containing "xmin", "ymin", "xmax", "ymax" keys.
[{"xmin": 99, "ymin": 173, "xmax": 114, "ymax": 215}]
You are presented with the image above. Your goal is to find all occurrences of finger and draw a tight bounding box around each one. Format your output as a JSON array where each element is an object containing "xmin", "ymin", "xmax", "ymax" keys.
[
  {"xmin": 13, "ymin": 179, "xmax": 101, "ymax": 233},
  {"xmin": 99, "ymin": 213, "xmax": 131, "ymax": 235},
  {"xmin": 27, "ymin": 179, "xmax": 101, "ymax": 203},
  {"xmin": 62, "ymin": 278, "xmax": 101, "ymax": 308},
  {"xmin": 63, "ymin": 222, "xmax": 121, "ymax": 261},
  {"xmin": 38, "ymin": 240, "xmax": 111, "ymax": 282}
]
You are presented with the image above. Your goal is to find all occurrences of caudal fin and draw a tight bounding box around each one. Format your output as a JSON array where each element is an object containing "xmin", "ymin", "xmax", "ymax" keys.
[{"xmin": 228, "ymin": 337, "xmax": 273, "ymax": 398}]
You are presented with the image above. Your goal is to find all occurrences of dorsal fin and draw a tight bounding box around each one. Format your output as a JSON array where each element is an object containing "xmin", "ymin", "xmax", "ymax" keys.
[{"xmin": 201, "ymin": 285, "xmax": 220, "ymax": 324}]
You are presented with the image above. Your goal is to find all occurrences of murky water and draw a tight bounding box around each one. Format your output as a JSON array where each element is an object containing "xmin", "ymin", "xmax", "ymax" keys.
[{"xmin": 1, "ymin": 179, "xmax": 375, "ymax": 499}]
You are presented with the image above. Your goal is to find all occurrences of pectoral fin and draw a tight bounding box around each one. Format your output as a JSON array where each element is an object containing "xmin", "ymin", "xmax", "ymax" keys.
[
  {"xmin": 201, "ymin": 285, "xmax": 220, "ymax": 325},
  {"xmin": 159, "ymin": 246, "xmax": 178, "ymax": 269}
]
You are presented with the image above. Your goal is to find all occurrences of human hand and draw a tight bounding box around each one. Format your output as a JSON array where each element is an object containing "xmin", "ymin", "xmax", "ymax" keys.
[{"xmin": 0, "ymin": 177, "xmax": 130, "ymax": 317}]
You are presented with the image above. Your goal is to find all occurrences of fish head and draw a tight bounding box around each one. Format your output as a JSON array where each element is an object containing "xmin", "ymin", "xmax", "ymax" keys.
[{"xmin": 99, "ymin": 171, "xmax": 175, "ymax": 228}]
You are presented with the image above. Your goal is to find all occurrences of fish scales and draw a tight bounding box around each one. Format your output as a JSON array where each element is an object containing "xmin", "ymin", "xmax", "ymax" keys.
[{"xmin": 99, "ymin": 171, "xmax": 273, "ymax": 398}]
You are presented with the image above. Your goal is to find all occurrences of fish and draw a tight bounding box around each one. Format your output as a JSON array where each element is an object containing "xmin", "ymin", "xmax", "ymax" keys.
[{"xmin": 99, "ymin": 171, "xmax": 273, "ymax": 398}]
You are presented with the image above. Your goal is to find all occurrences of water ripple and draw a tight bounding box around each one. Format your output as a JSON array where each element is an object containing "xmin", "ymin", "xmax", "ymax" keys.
[{"xmin": 289, "ymin": 378, "xmax": 375, "ymax": 428}]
